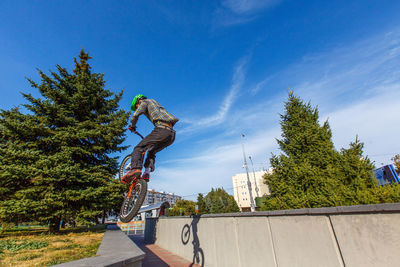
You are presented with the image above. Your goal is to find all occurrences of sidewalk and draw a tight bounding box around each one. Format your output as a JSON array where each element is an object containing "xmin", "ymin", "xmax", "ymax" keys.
[{"xmin": 129, "ymin": 235, "xmax": 201, "ymax": 267}]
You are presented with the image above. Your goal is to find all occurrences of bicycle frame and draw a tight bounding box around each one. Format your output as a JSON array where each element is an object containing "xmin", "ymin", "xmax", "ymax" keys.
[
  {"xmin": 133, "ymin": 130, "xmax": 144, "ymax": 139},
  {"xmin": 126, "ymin": 130, "xmax": 144, "ymax": 198}
]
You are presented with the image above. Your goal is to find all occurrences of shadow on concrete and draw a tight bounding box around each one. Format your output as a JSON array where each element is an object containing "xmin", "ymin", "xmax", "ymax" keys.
[
  {"xmin": 129, "ymin": 234, "xmax": 170, "ymax": 267},
  {"xmin": 181, "ymin": 215, "xmax": 204, "ymax": 267},
  {"xmin": 144, "ymin": 217, "xmax": 158, "ymax": 244}
]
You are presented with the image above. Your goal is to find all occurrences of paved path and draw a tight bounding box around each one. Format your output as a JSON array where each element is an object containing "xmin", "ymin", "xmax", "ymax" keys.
[{"xmin": 129, "ymin": 235, "xmax": 201, "ymax": 267}]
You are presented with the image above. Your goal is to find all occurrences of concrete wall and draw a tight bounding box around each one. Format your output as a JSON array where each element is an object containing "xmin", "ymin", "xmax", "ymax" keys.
[{"xmin": 151, "ymin": 203, "xmax": 400, "ymax": 267}]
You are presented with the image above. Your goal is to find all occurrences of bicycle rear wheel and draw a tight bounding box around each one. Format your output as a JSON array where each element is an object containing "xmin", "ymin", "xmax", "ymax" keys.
[
  {"xmin": 193, "ymin": 248, "xmax": 204, "ymax": 267},
  {"xmin": 119, "ymin": 179, "xmax": 148, "ymax": 223},
  {"xmin": 119, "ymin": 155, "xmax": 132, "ymax": 182}
]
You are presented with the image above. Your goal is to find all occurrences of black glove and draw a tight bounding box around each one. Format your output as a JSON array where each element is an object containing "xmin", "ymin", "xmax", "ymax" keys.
[{"xmin": 128, "ymin": 125, "xmax": 136, "ymax": 132}]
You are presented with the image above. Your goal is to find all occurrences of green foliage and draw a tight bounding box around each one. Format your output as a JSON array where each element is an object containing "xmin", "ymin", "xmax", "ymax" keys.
[
  {"xmin": 0, "ymin": 50, "xmax": 129, "ymax": 232},
  {"xmin": 16, "ymin": 254, "xmax": 41, "ymax": 261},
  {"xmin": 168, "ymin": 200, "xmax": 196, "ymax": 216},
  {"xmin": 0, "ymin": 239, "xmax": 48, "ymax": 254},
  {"xmin": 261, "ymin": 92, "xmax": 400, "ymax": 210},
  {"xmin": 196, "ymin": 193, "xmax": 207, "ymax": 214},
  {"xmin": 203, "ymin": 188, "xmax": 240, "ymax": 214},
  {"xmin": 167, "ymin": 189, "xmax": 239, "ymax": 216},
  {"xmin": 0, "ymin": 222, "xmax": 17, "ymax": 230}
]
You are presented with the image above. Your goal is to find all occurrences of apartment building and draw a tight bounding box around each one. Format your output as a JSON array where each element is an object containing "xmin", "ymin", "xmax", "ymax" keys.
[
  {"xmin": 142, "ymin": 189, "xmax": 182, "ymax": 206},
  {"xmin": 232, "ymin": 170, "xmax": 270, "ymax": 211}
]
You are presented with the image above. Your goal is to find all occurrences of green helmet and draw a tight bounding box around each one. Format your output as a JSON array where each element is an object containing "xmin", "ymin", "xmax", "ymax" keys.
[{"xmin": 131, "ymin": 94, "xmax": 147, "ymax": 111}]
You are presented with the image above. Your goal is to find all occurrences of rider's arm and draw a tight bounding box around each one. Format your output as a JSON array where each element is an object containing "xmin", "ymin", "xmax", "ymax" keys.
[{"xmin": 130, "ymin": 100, "xmax": 148, "ymax": 128}]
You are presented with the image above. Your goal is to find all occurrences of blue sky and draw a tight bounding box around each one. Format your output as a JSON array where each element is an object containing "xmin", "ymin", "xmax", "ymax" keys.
[{"xmin": 1, "ymin": 0, "xmax": 400, "ymax": 199}]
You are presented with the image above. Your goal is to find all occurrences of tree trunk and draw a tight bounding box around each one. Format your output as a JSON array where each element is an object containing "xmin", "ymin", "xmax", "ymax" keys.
[
  {"xmin": 49, "ymin": 217, "xmax": 61, "ymax": 234},
  {"xmin": 102, "ymin": 210, "xmax": 106, "ymax": 224}
]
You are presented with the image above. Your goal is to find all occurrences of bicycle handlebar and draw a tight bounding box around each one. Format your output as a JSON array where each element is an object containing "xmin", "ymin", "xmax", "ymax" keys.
[{"xmin": 133, "ymin": 131, "xmax": 144, "ymax": 139}]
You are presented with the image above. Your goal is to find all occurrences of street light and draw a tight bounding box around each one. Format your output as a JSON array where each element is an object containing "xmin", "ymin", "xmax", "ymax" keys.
[
  {"xmin": 249, "ymin": 156, "xmax": 260, "ymax": 198},
  {"xmin": 241, "ymin": 134, "xmax": 256, "ymax": 212}
]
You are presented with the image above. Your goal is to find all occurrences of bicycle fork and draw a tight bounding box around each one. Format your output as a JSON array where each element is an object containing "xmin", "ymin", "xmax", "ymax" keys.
[
  {"xmin": 127, "ymin": 151, "xmax": 146, "ymax": 199},
  {"xmin": 128, "ymin": 177, "xmax": 139, "ymax": 198}
]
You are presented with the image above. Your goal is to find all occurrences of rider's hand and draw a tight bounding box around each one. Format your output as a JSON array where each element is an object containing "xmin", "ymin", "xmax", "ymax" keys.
[{"xmin": 128, "ymin": 126, "xmax": 136, "ymax": 132}]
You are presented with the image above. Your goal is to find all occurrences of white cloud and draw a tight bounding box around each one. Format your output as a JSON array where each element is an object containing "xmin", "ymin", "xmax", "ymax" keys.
[
  {"xmin": 324, "ymin": 83, "xmax": 400, "ymax": 166},
  {"xmin": 213, "ymin": 0, "xmax": 281, "ymax": 27},
  {"xmin": 278, "ymin": 31, "xmax": 400, "ymax": 110},
  {"xmin": 250, "ymin": 75, "xmax": 275, "ymax": 95},
  {"xmin": 179, "ymin": 55, "xmax": 249, "ymax": 133},
  {"xmin": 222, "ymin": 0, "xmax": 280, "ymax": 15}
]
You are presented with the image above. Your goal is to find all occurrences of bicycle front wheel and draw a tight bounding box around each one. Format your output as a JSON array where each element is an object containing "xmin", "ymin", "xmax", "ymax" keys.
[
  {"xmin": 119, "ymin": 179, "xmax": 148, "ymax": 223},
  {"xmin": 181, "ymin": 224, "xmax": 191, "ymax": 245}
]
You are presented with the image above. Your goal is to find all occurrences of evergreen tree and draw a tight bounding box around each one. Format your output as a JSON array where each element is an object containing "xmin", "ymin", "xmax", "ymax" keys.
[
  {"xmin": 337, "ymin": 143, "xmax": 400, "ymax": 204},
  {"xmin": 204, "ymin": 188, "xmax": 239, "ymax": 214},
  {"xmin": 213, "ymin": 195, "xmax": 225, "ymax": 214},
  {"xmin": 196, "ymin": 193, "xmax": 207, "ymax": 214},
  {"xmin": 0, "ymin": 50, "xmax": 129, "ymax": 233},
  {"xmin": 262, "ymin": 92, "xmax": 400, "ymax": 210},
  {"xmin": 263, "ymin": 92, "xmax": 340, "ymax": 209},
  {"xmin": 204, "ymin": 189, "xmax": 215, "ymax": 214},
  {"xmin": 226, "ymin": 195, "xmax": 240, "ymax": 213},
  {"xmin": 336, "ymin": 137, "xmax": 376, "ymax": 200}
]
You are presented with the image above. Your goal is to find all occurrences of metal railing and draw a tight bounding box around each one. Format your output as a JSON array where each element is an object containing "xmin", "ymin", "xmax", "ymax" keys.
[{"xmin": 117, "ymin": 221, "xmax": 145, "ymax": 235}]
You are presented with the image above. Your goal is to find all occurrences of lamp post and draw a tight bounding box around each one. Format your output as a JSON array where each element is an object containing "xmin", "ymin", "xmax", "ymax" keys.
[
  {"xmin": 241, "ymin": 134, "xmax": 255, "ymax": 212},
  {"xmin": 249, "ymin": 156, "xmax": 260, "ymax": 198}
]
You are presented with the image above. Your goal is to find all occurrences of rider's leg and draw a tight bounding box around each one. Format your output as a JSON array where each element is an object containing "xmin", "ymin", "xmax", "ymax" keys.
[
  {"xmin": 130, "ymin": 146, "xmax": 146, "ymax": 171},
  {"xmin": 122, "ymin": 133, "xmax": 154, "ymax": 183},
  {"xmin": 124, "ymin": 127, "xmax": 174, "ymax": 183},
  {"xmin": 122, "ymin": 144, "xmax": 147, "ymax": 184},
  {"xmin": 144, "ymin": 128, "xmax": 176, "ymax": 174}
]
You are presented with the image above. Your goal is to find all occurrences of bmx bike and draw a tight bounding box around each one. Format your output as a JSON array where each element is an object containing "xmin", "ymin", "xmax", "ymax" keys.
[{"xmin": 118, "ymin": 131, "xmax": 148, "ymax": 223}]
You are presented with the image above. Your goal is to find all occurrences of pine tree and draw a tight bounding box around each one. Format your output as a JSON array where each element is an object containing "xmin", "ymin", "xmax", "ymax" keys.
[
  {"xmin": 213, "ymin": 195, "xmax": 225, "ymax": 214},
  {"xmin": 263, "ymin": 92, "xmax": 340, "ymax": 209},
  {"xmin": 204, "ymin": 188, "xmax": 239, "ymax": 214},
  {"xmin": 196, "ymin": 193, "xmax": 207, "ymax": 214},
  {"xmin": 226, "ymin": 195, "xmax": 240, "ymax": 213},
  {"xmin": 336, "ymin": 137, "xmax": 376, "ymax": 196},
  {"xmin": 336, "ymin": 139, "xmax": 400, "ymax": 204},
  {"xmin": 0, "ymin": 50, "xmax": 129, "ymax": 233},
  {"xmin": 204, "ymin": 189, "xmax": 214, "ymax": 213}
]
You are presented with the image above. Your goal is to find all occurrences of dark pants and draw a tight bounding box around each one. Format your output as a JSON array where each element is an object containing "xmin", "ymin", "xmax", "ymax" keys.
[{"xmin": 131, "ymin": 126, "xmax": 176, "ymax": 171}]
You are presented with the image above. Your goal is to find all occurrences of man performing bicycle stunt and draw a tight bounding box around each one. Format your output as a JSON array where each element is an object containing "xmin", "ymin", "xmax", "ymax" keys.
[{"xmin": 121, "ymin": 94, "xmax": 178, "ymax": 184}]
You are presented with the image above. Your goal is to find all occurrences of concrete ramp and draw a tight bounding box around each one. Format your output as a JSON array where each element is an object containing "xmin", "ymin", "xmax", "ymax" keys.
[{"xmin": 147, "ymin": 203, "xmax": 400, "ymax": 267}]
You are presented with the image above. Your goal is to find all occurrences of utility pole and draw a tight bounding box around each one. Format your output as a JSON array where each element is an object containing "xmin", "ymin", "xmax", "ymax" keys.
[
  {"xmin": 249, "ymin": 156, "xmax": 260, "ymax": 198},
  {"xmin": 241, "ymin": 134, "xmax": 255, "ymax": 212}
]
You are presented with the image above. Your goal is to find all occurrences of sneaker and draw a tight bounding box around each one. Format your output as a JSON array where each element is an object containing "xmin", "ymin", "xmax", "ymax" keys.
[
  {"xmin": 142, "ymin": 172, "xmax": 150, "ymax": 182},
  {"xmin": 121, "ymin": 169, "xmax": 141, "ymax": 184}
]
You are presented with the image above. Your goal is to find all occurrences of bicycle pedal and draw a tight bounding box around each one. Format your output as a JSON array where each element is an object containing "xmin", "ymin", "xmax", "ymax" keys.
[{"xmin": 142, "ymin": 172, "xmax": 150, "ymax": 181}]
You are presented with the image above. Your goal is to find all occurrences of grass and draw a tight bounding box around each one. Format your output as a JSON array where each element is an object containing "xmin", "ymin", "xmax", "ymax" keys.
[{"xmin": 0, "ymin": 225, "xmax": 106, "ymax": 267}]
